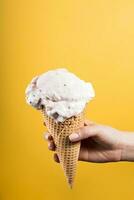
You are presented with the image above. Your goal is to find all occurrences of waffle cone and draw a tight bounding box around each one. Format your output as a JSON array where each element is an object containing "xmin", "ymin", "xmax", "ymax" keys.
[{"xmin": 42, "ymin": 110, "xmax": 84, "ymax": 188}]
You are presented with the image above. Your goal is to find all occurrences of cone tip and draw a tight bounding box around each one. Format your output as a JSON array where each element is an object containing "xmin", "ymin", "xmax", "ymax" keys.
[{"xmin": 68, "ymin": 181, "xmax": 73, "ymax": 189}]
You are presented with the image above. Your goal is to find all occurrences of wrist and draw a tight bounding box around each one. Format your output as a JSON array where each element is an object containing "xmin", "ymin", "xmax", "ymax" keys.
[{"xmin": 120, "ymin": 132, "xmax": 134, "ymax": 161}]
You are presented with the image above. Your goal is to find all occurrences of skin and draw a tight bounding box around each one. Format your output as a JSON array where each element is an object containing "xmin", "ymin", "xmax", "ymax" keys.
[{"xmin": 44, "ymin": 120, "xmax": 134, "ymax": 163}]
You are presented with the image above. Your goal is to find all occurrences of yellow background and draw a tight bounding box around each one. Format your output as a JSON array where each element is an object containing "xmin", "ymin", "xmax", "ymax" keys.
[{"xmin": 1, "ymin": 0, "xmax": 134, "ymax": 200}]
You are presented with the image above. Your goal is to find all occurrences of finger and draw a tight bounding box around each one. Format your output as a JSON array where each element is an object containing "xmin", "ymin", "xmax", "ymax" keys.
[
  {"xmin": 48, "ymin": 141, "xmax": 56, "ymax": 151},
  {"xmin": 44, "ymin": 132, "xmax": 53, "ymax": 141},
  {"xmin": 69, "ymin": 125, "xmax": 98, "ymax": 142},
  {"xmin": 53, "ymin": 153, "xmax": 60, "ymax": 163}
]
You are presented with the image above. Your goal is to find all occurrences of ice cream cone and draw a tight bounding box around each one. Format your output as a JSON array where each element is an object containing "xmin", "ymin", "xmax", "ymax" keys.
[
  {"xmin": 25, "ymin": 68, "xmax": 95, "ymax": 188},
  {"xmin": 42, "ymin": 110, "xmax": 84, "ymax": 188}
]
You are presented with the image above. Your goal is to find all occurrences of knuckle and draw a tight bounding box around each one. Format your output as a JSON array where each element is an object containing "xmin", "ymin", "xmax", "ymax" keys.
[
  {"xmin": 48, "ymin": 145, "xmax": 52, "ymax": 150},
  {"xmin": 48, "ymin": 142, "xmax": 52, "ymax": 149},
  {"xmin": 48, "ymin": 141, "xmax": 55, "ymax": 151}
]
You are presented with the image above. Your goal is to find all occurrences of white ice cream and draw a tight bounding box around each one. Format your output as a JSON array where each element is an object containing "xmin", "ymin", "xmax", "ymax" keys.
[{"xmin": 25, "ymin": 68, "xmax": 95, "ymax": 122}]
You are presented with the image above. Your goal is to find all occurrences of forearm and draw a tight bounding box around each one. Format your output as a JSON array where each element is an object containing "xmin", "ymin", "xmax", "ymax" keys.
[{"xmin": 121, "ymin": 132, "xmax": 134, "ymax": 161}]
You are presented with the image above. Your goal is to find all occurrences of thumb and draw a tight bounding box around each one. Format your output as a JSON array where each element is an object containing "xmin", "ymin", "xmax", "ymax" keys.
[{"xmin": 69, "ymin": 125, "xmax": 98, "ymax": 142}]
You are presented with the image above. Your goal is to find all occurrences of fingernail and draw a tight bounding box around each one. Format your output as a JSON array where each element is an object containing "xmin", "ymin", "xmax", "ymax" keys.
[
  {"xmin": 69, "ymin": 133, "xmax": 79, "ymax": 141},
  {"xmin": 44, "ymin": 134, "xmax": 48, "ymax": 140}
]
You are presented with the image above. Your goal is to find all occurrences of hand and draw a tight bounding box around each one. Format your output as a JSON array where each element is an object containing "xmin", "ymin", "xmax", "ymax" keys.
[{"xmin": 44, "ymin": 120, "xmax": 134, "ymax": 163}]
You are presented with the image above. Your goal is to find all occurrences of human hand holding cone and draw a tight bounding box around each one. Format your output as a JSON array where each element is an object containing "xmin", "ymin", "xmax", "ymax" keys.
[{"xmin": 25, "ymin": 68, "xmax": 95, "ymax": 188}]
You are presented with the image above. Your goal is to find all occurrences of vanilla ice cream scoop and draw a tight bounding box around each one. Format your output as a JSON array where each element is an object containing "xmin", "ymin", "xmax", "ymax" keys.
[{"xmin": 25, "ymin": 68, "xmax": 95, "ymax": 122}]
